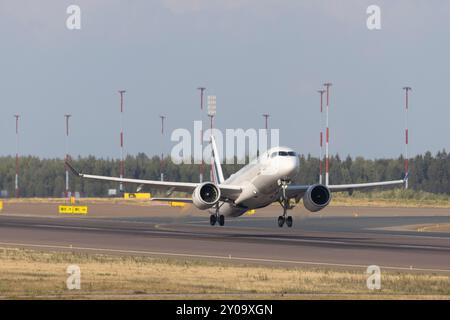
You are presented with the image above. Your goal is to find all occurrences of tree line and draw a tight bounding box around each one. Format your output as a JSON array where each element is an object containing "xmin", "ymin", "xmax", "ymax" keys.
[{"xmin": 0, "ymin": 150, "xmax": 448, "ymax": 197}]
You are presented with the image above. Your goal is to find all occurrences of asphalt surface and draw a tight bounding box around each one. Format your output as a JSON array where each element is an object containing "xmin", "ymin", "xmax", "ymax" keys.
[{"xmin": 1, "ymin": 207, "xmax": 450, "ymax": 272}]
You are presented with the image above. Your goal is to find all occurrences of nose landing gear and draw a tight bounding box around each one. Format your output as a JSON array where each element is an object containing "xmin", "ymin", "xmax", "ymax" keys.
[{"xmin": 277, "ymin": 180, "xmax": 293, "ymax": 228}]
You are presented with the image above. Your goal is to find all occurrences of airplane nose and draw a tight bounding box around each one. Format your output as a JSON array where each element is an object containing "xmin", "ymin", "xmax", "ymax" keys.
[
  {"xmin": 280, "ymin": 157, "xmax": 298, "ymax": 178},
  {"xmin": 289, "ymin": 157, "xmax": 299, "ymax": 175}
]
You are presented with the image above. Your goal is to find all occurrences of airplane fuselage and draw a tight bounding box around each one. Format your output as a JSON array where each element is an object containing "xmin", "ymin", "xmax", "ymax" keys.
[{"xmin": 215, "ymin": 147, "xmax": 299, "ymax": 217}]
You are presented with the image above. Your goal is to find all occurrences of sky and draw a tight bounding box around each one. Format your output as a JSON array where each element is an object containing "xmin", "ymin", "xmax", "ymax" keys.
[{"xmin": 0, "ymin": 0, "xmax": 449, "ymax": 160}]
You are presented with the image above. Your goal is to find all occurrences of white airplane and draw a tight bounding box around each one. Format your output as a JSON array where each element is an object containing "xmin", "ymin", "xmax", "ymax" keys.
[{"xmin": 66, "ymin": 136, "xmax": 406, "ymax": 228}]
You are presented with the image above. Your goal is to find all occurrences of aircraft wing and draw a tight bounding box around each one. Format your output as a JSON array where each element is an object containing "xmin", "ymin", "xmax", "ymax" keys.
[
  {"xmin": 327, "ymin": 179, "xmax": 406, "ymax": 192},
  {"xmin": 151, "ymin": 197, "xmax": 193, "ymax": 203},
  {"xmin": 286, "ymin": 178, "xmax": 406, "ymax": 198},
  {"xmin": 66, "ymin": 161, "xmax": 242, "ymax": 200},
  {"xmin": 285, "ymin": 185, "xmax": 310, "ymax": 198}
]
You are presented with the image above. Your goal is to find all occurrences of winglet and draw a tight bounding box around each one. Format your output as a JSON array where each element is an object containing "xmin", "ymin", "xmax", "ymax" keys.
[
  {"xmin": 403, "ymin": 172, "xmax": 409, "ymax": 188},
  {"xmin": 211, "ymin": 135, "xmax": 225, "ymax": 184},
  {"xmin": 65, "ymin": 161, "xmax": 82, "ymax": 177}
]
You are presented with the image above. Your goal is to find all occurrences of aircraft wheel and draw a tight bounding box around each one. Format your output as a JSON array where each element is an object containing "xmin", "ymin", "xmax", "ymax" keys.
[
  {"xmin": 210, "ymin": 214, "xmax": 217, "ymax": 226},
  {"xmin": 286, "ymin": 216, "xmax": 293, "ymax": 228},
  {"xmin": 277, "ymin": 216, "xmax": 285, "ymax": 227},
  {"xmin": 219, "ymin": 215, "xmax": 225, "ymax": 226}
]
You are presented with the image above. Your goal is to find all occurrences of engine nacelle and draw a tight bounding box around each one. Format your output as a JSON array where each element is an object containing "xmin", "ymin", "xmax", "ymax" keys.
[
  {"xmin": 303, "ymin": 184, "xmax": 331, "ymax": 212},
  {"xmin": 192, "ymin": 182, "xmax": 221, "ymax": 210}
]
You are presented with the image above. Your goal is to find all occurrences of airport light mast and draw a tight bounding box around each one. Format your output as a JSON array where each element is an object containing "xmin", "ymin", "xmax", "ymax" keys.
[
  {"xmin": 261, "ymin": 114, "xmax": 270, "ymax": 157},
  {"xmin": 64, "ymin": 114, "xmax": 72, "ymax": 198},
  {"xmin": 323, "ymin": 82, "xmax": 332, "ymax": 186},
  {"xmin": 207, "ymin": 95, "xmax": 216, "ymax": 182},
  {"xmin": 118, "ymin": 90, "xmax": 126, "ymax": 193},
  {"xmin": 317, "ymin": 89, "xmax": 325, "ymax": 184},
  {"xmin": 197, "ymin": 87, "xmax": 206, "ymax": 183},
  {"xmin": 403, "ymin": 86, "xmax": 411, "ymax": 189},
  {"xmin": 262, "ymin": 114, "xmax": 270, "ymax": 131},
  {"xmin": 160, "ymin": 115, "xmax": 166, "ymax": 181},
  {"xmin": 14, "ymin": 114, "xmax": 20, "ymax": 198}
]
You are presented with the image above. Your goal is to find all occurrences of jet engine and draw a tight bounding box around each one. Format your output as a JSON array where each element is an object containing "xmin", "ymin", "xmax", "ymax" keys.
[
  {"xmin": 303, "ymin": 184, "xmax": 331, "ymax": 212},
  {"xmin": 192, "ymin": 182, "xmax": 221, "ymax": 210}
]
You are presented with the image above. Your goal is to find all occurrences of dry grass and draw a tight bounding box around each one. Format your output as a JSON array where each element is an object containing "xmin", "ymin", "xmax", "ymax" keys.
[
  {"xmin": 1, "ymin": 198, "xmax": 158, "ymax": 207},
  {"xmin": 330, "ymin": 197, "xmax": 450, "ymax": 208},
  {"xmin": 4, "ymin": 189, "xmax": 450, "ymax": 209},
  {"xmin": 0, "ymin": 247, "xmax": 449, "ymax": 299},
  {"xmin": 332, "ymin": 190, "xmax": 450, "ymax": 208}
]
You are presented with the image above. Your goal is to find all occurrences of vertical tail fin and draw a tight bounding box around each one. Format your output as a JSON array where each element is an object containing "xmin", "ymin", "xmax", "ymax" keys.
[{"xmin": 211, "ymin": 135, "xmax": 225, "ymax": 184}]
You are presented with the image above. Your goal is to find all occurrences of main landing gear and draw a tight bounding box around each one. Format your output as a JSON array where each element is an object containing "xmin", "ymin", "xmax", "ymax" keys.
[
  {"xmin": 277, "ymin": 179, "xmax": 293, "ymax": 228},
  {"xmin": 278, "ymin": 215, "xmax": 293, "ymax": 228},
  {"xmin": 210, "ymin": 204, "xmax": 225, "ymax": 226}
]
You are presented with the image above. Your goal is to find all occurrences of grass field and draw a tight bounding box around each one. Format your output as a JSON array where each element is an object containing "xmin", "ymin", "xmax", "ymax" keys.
[
  {"xmin": 0, "ymin": 247, "xmax": 449, "ymax": 299},
  {"xmin": 2, "ymin": 189, "xmax": 450, "ymax": 208},
  {"xmin": 332, "ymin": 190, "xmax": 450, "ymax": 208}
]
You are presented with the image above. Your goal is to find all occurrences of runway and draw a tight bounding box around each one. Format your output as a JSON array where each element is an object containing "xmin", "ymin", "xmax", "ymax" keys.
[{"xmin": 1, "ymin": 206, "xmax": 450, "ymax": 272}]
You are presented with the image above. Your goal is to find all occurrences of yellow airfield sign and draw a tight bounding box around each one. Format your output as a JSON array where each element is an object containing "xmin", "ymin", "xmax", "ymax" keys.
[
  {"xmin": 0, "ymin": 200, "xmax": 3, "ymax": 212},
  {"xmin": 73, "ymin": 206, "xmax": 88, "ymax": 214},
  {"xmin": 246, "ymin": 209, "xmax": 256, "ymax": 215},
  {"xmin": 58, "ymin": 205, "xmax": 88, "ymax": 215},
  {"xmin": 170, "ymin": 201, "xmax": 187, "ymax": 207},
  {"xmin": 124, "ymin": 193, "xmax": 151, "ymax": 199}
]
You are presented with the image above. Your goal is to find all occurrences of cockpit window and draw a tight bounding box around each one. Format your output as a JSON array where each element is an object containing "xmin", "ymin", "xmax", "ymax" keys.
[{"xmin": 271, "ymin": 151, "xmax": 297, "ymax": 157}]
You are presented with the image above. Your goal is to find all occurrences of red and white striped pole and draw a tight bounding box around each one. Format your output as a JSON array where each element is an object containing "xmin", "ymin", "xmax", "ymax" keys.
[
  {"xmin": 64, "ymin": 114, "xmax": 71, "ymax": 198},
  {"xmin": 403, "ymin": 86, "xmax": 411, "ymax": 189},
  {"xmin": 323, "ymin": 83, "xmax": 332, "ymax": 186},
  {"xmin": 263, "ymin": 114, "xmax": 270, "ymax": 131},
  {"xmin": 317, "ymin": 89, "xmax": 325, "ymax": 184},
  {"xmin": 197, "ymin": 87, "xmax": 206, "ymax": 183},
  {"xmin": 118, "ymin": 90, "xmax": 126, "ymax": 193},
  {"xmin": 261, "ymin": 114, "xmax": 270, "ymax": 157},
  {"xmin": 160, "ymin": 115, "xmax": 166, "ymax": 181},
  {"xmin": 14, "ymin": 115, "xmax": 20, "ymax": 198},
  {"xmin": 209, "ymin": 114, "xmax": 215, "ymax": 183}
]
